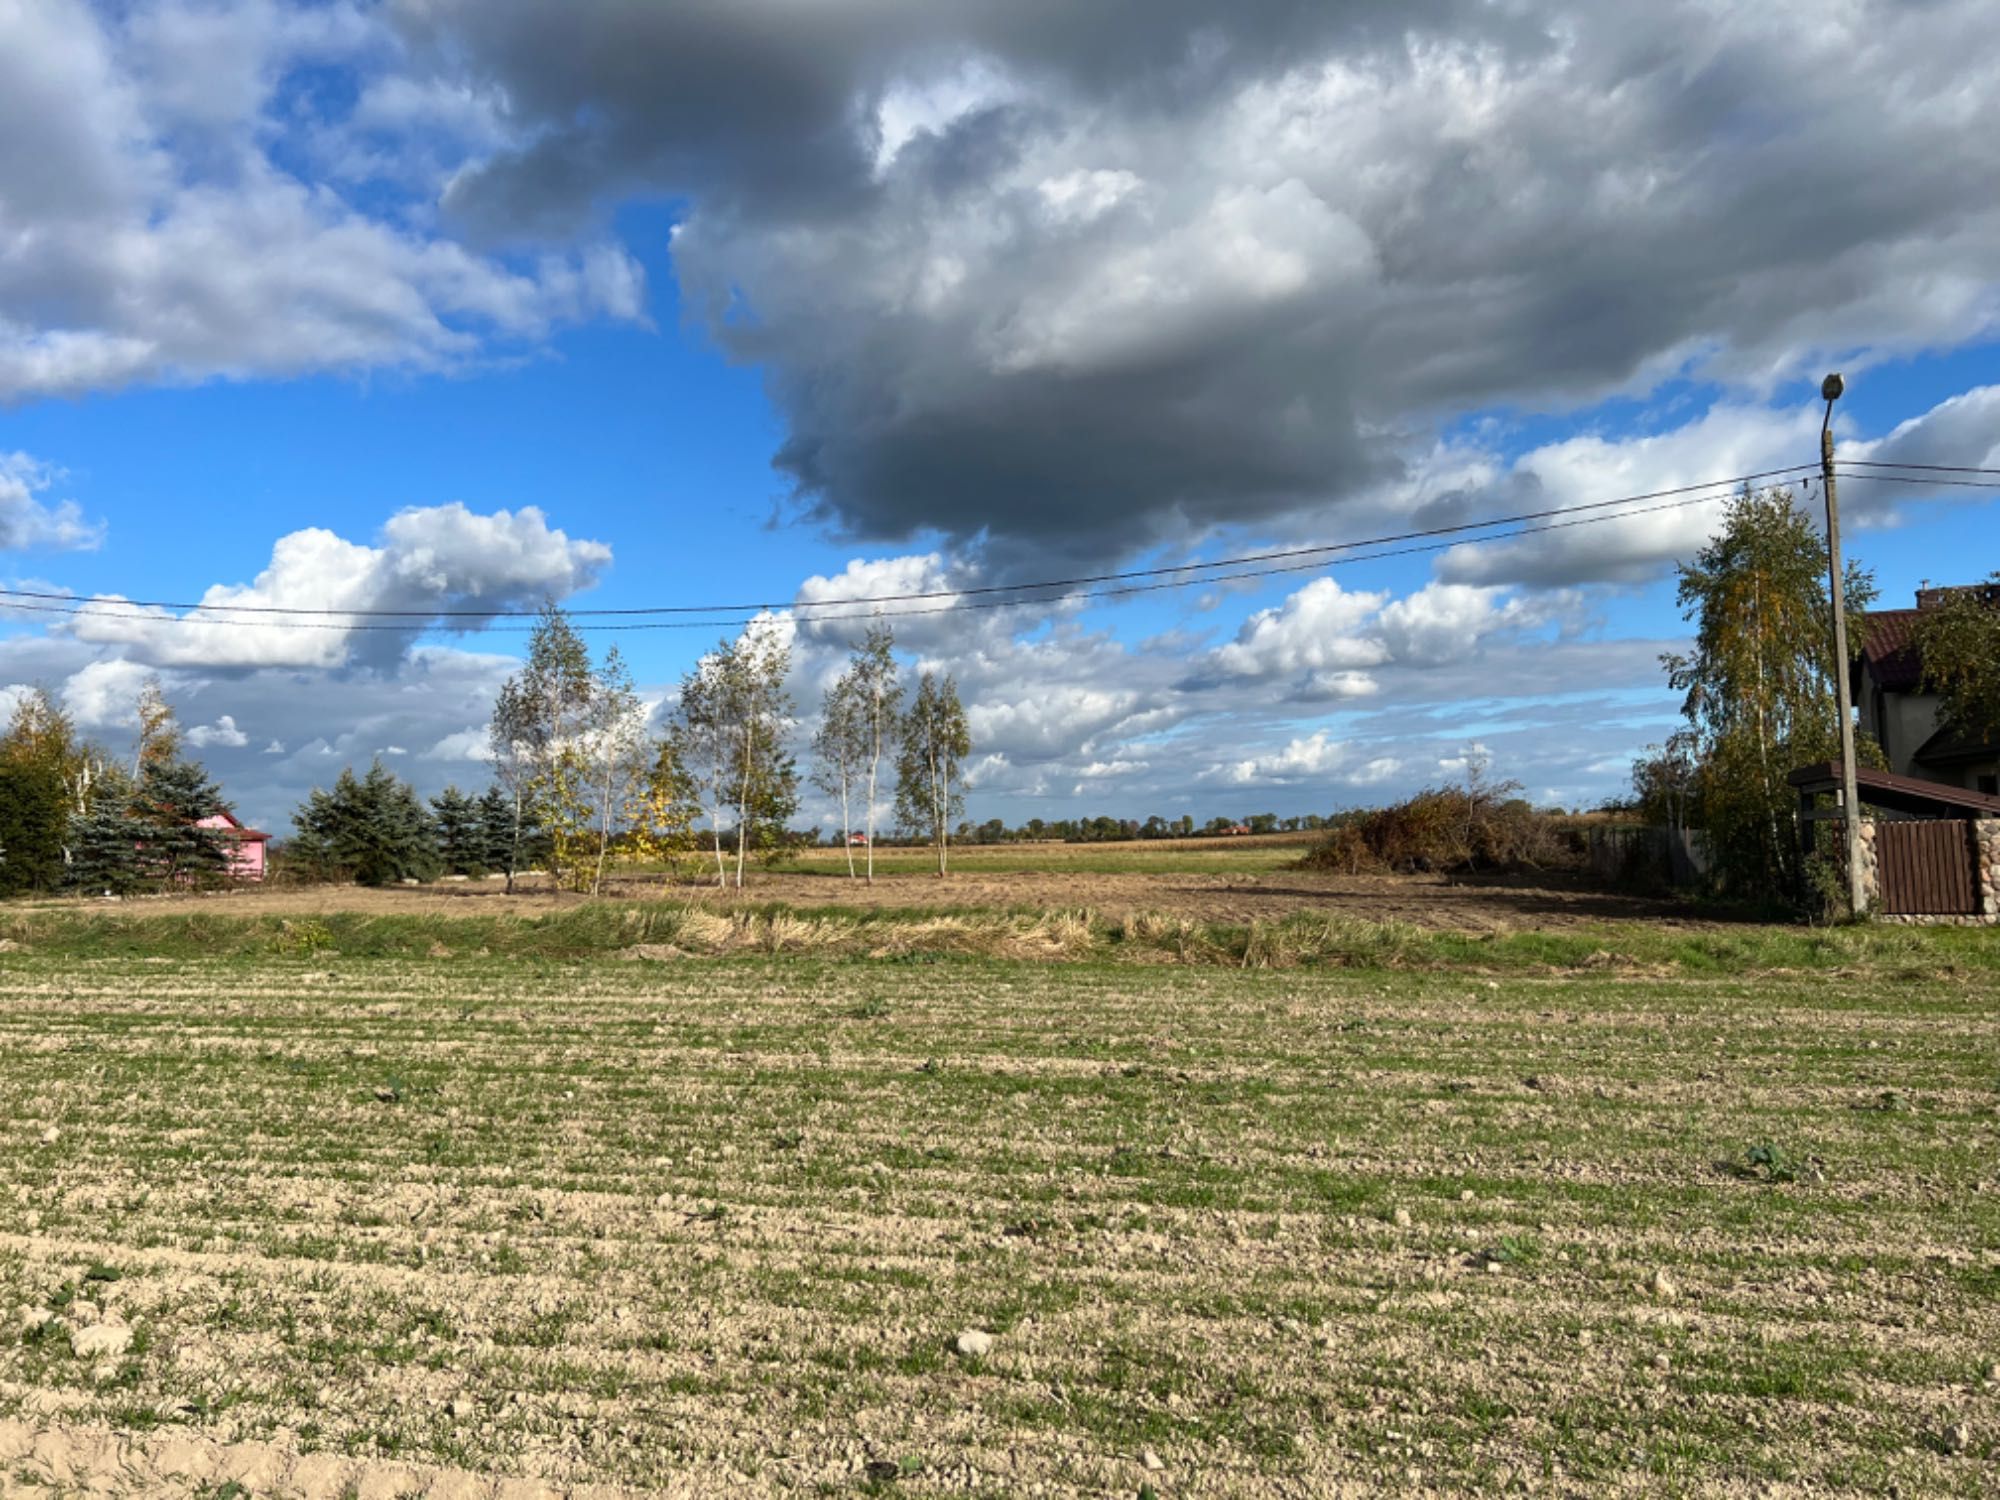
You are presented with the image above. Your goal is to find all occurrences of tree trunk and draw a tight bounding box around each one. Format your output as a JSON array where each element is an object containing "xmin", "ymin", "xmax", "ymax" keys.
[
  {"xmin": 931, "ymin": 745, "xmax": 948, "ymax": 877},
  {"xmin": 864, "ymin": 719, "xmax": 879, "ymax": 885},
  {"xmin": 591, "ymin": 757, "xmax": 613, "ymax": 898},
  {"xmin": 733, "ymin": 725, "xmax": 751, "ymax": 891},
  {"xmin": 840, "ymin": 766, "xmax": 854, "ymax": 878},
  {"xmin": 505, "ymin": 784, "xmax": 523, "ymax": 895}
]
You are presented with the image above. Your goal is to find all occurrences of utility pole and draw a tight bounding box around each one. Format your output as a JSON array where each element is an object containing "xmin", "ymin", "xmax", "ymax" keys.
[{"xmin": 1819, "ymin": 372, "xmax": 1866, "ymax": 916}]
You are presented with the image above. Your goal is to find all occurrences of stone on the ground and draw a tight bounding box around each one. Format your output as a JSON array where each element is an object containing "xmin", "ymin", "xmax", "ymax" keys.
[
  {"xmin": 69, "ymin": 1323, "xmax": 132, "ymax": 1360},
  {"xmin": 1943, "ymin": 1422, "xmax": 1971, "ymax": 1454},
  {"xmin": 955, "ymin": 1328, "xmax": 994, "ymax": 1358},
  {"xmin": 1393, "ymin": 1208, "xmax": 1412, "ymax": 1228},
  {"xmin": 1141, "ymin": 1448, "xmax": 1166, "ymax": 1471},
  {"xmin": 1648, "ymin": 1269, "xmax": 1677, "ymax": 1301}
]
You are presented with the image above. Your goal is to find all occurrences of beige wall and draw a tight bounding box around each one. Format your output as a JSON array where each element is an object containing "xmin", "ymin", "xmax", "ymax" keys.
[{"xmin": 1860, "ymin": 685, "xmax": 2000, "ymax": 793}]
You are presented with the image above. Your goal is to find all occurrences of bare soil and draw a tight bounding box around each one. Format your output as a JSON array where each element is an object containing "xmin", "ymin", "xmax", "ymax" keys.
[
  {"xmin": 19, "ymin": 866, "xmax": 1701, "ymax": 932},
  {"xmin": 2, "ymin": 957, "xmax": 1993, "ymax": 1496}
]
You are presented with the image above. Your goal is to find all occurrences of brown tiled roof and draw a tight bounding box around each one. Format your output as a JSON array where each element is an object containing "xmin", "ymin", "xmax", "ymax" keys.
[{"xmin": 1858, "ymin": 608, "xmax": 1926, "ymax": 692}]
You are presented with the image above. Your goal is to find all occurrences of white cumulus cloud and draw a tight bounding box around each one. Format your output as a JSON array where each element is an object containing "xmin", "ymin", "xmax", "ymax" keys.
[{"xmin": 67, "ymin": 504, "xmax": 610, "ymax": 670}]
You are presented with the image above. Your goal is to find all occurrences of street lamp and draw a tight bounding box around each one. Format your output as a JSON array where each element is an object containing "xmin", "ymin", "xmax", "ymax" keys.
[{"xmin": 1819, "ymin": 373, "xmax": 1866, "ymax": 916}]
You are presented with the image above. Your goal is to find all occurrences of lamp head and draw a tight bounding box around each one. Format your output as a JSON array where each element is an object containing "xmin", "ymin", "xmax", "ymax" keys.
[{"xmin": 1821, "ymin": 372, "xmax": 1845, "ymax": 402}]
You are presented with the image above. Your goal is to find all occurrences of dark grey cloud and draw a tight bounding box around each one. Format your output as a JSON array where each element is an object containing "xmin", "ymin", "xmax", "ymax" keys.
[{"xmin": 399, "ymin": 0, "xmax": 2000, "ymax": 570}]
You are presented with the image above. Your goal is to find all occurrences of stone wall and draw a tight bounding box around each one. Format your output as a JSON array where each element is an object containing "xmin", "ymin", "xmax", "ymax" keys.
[{"xmin": 1979, "ymin": 819, "xmax": 2000, "ymax": 919}]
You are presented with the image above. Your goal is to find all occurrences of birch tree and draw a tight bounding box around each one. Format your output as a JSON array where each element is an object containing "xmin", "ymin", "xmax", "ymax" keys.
[
  {"xmin": 1664, "ymin": 486, "xmax": 1878, "ymax": 902},
  {"xmin": 670, "ymin": 618, "xmax": 799, "ymax": 889},
  {"xmin": 133, "ymin": 677, "xmax": 180, "ymax": 777},
  {"xmin": 851, "ymin": 625, "xmax": 900, "ymax": 884},
  {"xmin": 669, "ymin": 655, "xmax": 734, "ymax": 886},
  {"xmin": 1915, "ymin": 574, "xmax": 2000, "ymax": 741},
  {"xmin": 725, "ymin": 619, "xmax": 798, "ymax": 887},
  {"xmin": 626, "ymin": 737, "xmax": 701, "ymax": 876},
  {"xmin": 582, "ymin": 648, "xmax": 647, "ymax": 896},
  {"xmin": 816, "ymin": 626, "xmax": 903, "ymax": 880},
  {"xmin": 490, "ymin": 602, "xmax": 594, "ymax": 891},
  {"xmin": 895, "ymin": 670, "xmax": 971, "ymax": 877}
]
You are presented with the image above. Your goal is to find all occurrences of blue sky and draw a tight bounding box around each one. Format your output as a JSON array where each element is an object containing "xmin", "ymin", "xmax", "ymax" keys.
[{"xmin": 2, "ymin": 1, "xmax": 1996, "ymax": 833}]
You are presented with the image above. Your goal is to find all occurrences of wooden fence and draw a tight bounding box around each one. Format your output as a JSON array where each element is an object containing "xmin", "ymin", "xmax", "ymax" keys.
[{"xmin": 1874, "ymin": 820, "xmax": 1978, "ymax": 916}]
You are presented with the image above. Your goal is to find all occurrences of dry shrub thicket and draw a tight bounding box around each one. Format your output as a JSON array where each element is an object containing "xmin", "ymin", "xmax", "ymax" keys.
[{"xmin": 1299, "ymin": 780, "xmax": 1583, "ymax": 876}]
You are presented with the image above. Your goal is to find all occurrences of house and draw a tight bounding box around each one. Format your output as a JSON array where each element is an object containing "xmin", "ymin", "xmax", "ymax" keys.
[
  {"xmin": 847, "ymin": 831, "xmax": 870, "ymax": 847},
  {"xmin": 197, "ymin": 810, "xmax": 270, "ymax": 881},
  {"xmin": 1855, "ymin": 585, "xmax": 2000, "ymax": 798}
]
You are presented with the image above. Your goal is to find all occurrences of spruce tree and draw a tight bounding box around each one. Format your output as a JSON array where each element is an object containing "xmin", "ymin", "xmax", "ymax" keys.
[
  {"xmin": 67, "ymin": 801, "xmax": 147, "ymax": 896},
  {"xmin": 288, "ymin": 784, "xmax": 344, "ymax": 881},
  {"xmin": 476, "ymin": 785, "xmax": 516, "ymax": 875},
  {"xmin": 289, "ymin": 762, "xmax": 441, "ymax": 886},
  {"xmin": 131, "ymin": 757, "xmax": 229, "ymax": 886},
  {"xmin": 0, "ymin": 761, "xmax": 68, "ymax": 896},
  {"xmin": 431, "ymin": 785, "xmax": 484, "ymax": 875}
]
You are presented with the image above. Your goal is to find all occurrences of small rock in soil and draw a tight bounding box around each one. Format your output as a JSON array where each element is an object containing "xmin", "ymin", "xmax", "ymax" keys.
[
  {"xmin": 1943, "ymin": 1422, "xmax": 1971, "ymax": 1454},
  {"xmin": 1141, "ymin": 1448, "xmax": 1166, "ymax": 1472},
  {"xmin": 1393, "ymin": 1208, "xmax": 1412, "ymax": 1228},
  {"xmin": 70, "ymin": 1323, "xmax": 132, "ymax": 1360},
  {"xmin": 1649, "ymin": 1269, "xmax": 1678, "ymax": 1301},
  {"xmin": 955, "ymin": 1328, "xmax": 994, "ymax": 1358},
  {"xmin": 38, "ymin": 1127, "xmax": 57, "ymax": 1146}
]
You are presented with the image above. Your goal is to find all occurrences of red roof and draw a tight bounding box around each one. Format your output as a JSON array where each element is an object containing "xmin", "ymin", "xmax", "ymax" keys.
[
  {"xmin": 1859, "ymin": 608, "xmax": 1925, "ymax": 692},
  {"xmin": 201, "ymin": 810, "xmax": 271, "ymax": 842},
  {"xmin": 1860, "ymin": 585, "xmax": 2000, "ymax": 694}
]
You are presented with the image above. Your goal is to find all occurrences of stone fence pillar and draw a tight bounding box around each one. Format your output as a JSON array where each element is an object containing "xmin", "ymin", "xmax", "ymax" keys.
[{"xmin": 1978, "ymin": 819, "xmax": 2000, "ymax": 920}]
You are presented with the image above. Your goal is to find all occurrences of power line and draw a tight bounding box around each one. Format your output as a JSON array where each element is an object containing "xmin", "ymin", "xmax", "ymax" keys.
[
  {"xmin": 0, "ymin": 462, "xmax": 1820, "ymax": 626},
  {"xmin": 1839, "ymin": 459, "xmax": 2000, "ymax": 477},
  {"xmin": 2, "ymin": 458, "xmax": 1978, "ymax": 640},
  {"xmin": 1832, "ymin": 469, "xmax": 2000, "ymax": 491},
  {"xmin": 6, "ymin": 484, "xmax": 1774, "ymax": 636}
]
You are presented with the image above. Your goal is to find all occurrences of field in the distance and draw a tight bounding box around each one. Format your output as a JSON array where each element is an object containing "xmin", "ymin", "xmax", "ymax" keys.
[
  {"xmin": 6, "ymin": 831, "xmax": 1694, "ymax": 934},
  {"xmin": 3, "ymin": 934, "xmax": 1998, "ymax": 1497}
]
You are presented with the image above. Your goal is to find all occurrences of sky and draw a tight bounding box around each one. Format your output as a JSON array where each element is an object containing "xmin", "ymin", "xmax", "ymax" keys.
[{"xmin": 1, "ymin": 0, "xmax": 1997, "ymax": 836}]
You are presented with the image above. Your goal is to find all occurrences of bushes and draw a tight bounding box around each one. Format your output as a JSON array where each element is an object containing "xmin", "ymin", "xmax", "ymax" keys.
[{"xmin": 1297, "ymin": 783, "xmax": 1580, "ymax": 875}]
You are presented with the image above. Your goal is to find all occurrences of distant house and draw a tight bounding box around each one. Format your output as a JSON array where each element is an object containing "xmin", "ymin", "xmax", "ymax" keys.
[
  {"xmin": 1856, "ymin": 584, "xmax": 2000, "ymax": 797},
  {"xmin": 847, "ymin": 831, "xmax": 870, "ymax": 847},
  {"xmin": 197, "ymin": 811, "xmax": 270, "ymax": 881}
]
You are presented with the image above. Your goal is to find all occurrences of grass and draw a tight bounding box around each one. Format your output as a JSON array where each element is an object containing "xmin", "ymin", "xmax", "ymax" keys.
[
  {"xmin": 0, "ymin": 939, "xmax": 1997, "ymax": 1494},
  {"xmin": 764, "ymin": 833, "xmax": 1318, "ymax": 877},
  {"xmin": 2, "ymin": 898, "xmax": 1996, "ymax": 976}
]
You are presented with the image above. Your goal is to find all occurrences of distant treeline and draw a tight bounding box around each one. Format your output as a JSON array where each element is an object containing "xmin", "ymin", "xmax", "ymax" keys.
[{"xmin": 924, "ymin": 813, "xmax": 1339, "ymax": 846}]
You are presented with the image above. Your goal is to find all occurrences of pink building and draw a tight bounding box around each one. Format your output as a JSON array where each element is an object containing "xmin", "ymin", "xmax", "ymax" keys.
[{"xmin": 197, "ymin": 811, "xmax": 270, "ymax": 881}]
